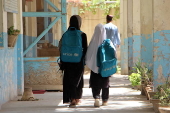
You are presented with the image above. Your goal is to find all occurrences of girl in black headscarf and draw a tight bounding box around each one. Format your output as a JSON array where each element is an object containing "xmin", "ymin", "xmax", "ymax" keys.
[{"xmin": 59, "ymin": 15, "xmax": 88, "ymax": 107}]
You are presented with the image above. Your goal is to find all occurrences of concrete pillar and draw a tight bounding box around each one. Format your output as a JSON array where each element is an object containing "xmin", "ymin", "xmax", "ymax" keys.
[
  {"xmin": 0, "ymin": 0, "xmax": 23, "ymax": 107},
  {"xmin": 24, "ymin": 2, "xmax": 29, "ymax": 56},
  {"xmin": 127, "ymin": 0, "xmax": 133, "ymax": 72},
  {"xmin": 0, "ymin": 0, "xmax": 7, "ymax": 47},
  {"xmin": 44, "ymin": 0, "xmax": 48, "ymax": 41},
  {"xmin": 52, "ymin": 0, "xmax": 61, "ymax": 46},
  {"xmin": 27, "ymin": 2, "xmax": 33, "ymax": 49},
  {"xmin": 120, "ymin": 0, "xmax": 123, "ymax": 73},
  {"xmin": 17, "ymin": 0, "xmax": 24, "ymax": 96},
  {"xmin": 120, "ymin": 0, "xmax": 133, "ymax": 75},
  {"xmin": 132, "ymin": 0, "xmax": 141, "ymax": 64},
  {"xmin": 31, "ymin": 0, "xmax": 37, "ymax": 57},
  {"xmin": 4, "ymin": 0, "xmax": 23, "ymax": 97},
  {"xmin": 153, "ymin": 0, "xmax": 170, "ymax": 89},
  {"xmin": 61, "ymin": 0, "xmax": 67, "ymax": 34},
  {"xmin": 25, "ymin": 0, "xmax": 37, "ymax": 57},
  {"xmin": 0, "ymin": 0, "xmax": 7, "ymax": 108},
  {"xmin": 140, "ymin": 0, "xmax": 153, "ymax": 68},
  {"xmin": 0, "ymin": 1, "xmax": 7, "ymax": 33},
  {"xmin": 120, "ymin": 0, "xmax": 128, "ymax": 75}
]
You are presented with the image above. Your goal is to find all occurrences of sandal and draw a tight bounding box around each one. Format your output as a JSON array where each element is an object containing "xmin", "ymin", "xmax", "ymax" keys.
[
  {"xmin": 102, "ymin": 101, "xmax": 108, "ymax": 106},
  {"xmin": 75, "ymin": 99, "xmax": 81, "ymax": 105},
  {"xmin": 69, "ymin": 99, "xmax": 76, "ymax": 108}
]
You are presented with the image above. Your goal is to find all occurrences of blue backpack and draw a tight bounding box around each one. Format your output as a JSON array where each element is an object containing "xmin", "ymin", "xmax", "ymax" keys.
[
  {"xmin": 97, "ymin": 39, "xmax": 117, "ymax": 77},
  {"xmin": 60, "ymin": 27, "xmax": 83, "ymax": 63}
]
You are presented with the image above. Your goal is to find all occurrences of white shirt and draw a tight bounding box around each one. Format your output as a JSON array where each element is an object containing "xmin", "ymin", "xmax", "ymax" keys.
[{"xmin": 104, "ymin": 22, "xmax": 121, "ymax": 49}]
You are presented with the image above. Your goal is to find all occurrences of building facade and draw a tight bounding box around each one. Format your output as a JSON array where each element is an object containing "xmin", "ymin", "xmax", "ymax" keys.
[{"xmin": 120, "ymin": 0, "xmax": 170, "ymax": 89}]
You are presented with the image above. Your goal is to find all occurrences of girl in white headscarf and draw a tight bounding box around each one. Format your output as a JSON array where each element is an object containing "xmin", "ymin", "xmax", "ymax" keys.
[{"xmin": 85, "ymin": 24, "xmax": 110, "ymax": 107}]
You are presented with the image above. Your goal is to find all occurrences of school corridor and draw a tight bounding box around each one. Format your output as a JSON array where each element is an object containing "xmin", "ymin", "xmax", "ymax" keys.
[
  {"xmin": 0, "ymin": 73, "xmax": 154, "ymax": 113},
  {"xmin": 1, "ymin": 0, "xmax": 170, "ymax": 112}
]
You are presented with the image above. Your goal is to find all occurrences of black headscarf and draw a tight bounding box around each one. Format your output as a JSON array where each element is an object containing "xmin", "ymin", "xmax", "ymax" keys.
[{"xmin": 69, "ymin": 15, "xmax": 82, "ymax": 30}]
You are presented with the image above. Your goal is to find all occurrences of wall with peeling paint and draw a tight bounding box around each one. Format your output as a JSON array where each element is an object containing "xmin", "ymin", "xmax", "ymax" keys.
[
  {"xmin": 127, "ymin": 0, "xmax": 133, "ymax": 72},
  {"xmin": 120, "ymin": 0, "xmax": 170, "ymax": 90},
  {"xmin": 0, "ymin": 34, "xmax": 23, "ymax": 109},
  {"xmin": 141, "ymin": 34, "xmax": 153, "ymax": 67},
  {"xmin": 153, "ymin": 0, "xmax": 170, "ymax": 88},
  {"xmin": 0, "ymin": 0, "xmax": 23, "ymax": 110},
  {"xmin": 153, "ymin": 0, "xmax": 170, "ymax": 86},
  {"xmin": 153, "ymin": 30, "xmax": 170, "ymax": 87},
  {"xmin": 120, "ymin": 0, "xmax": 128, "ymax": 74},
  {"xmin": 140, "ymin": 0, "xmax": 153, "ymax": 69},
  {"xmin": 24, "ymin": 57, "xmax": 62, "ymax": 91},
  {"xmin": 0, "ymin": 32, "xmax": 18, "ymax": 109},
  {"xmin": 132, "ymin": 0, "xmax": 141, "ymax": 65}
]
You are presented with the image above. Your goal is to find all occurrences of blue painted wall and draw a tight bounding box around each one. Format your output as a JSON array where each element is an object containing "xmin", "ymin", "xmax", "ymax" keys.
[
  {"xmin": 121, "ymin": 38, "xmax": 129, "ymax": 74},
  {"xmin": 0, "ymin": 32, "xmax": 4, "ymax": 47},
  {"xmin": 132, "ymin": 31, "xmax": 170, "ymax": 89},
  {"xmin": 132, "ymin": 34, "xmax": 153, "ymax": 71},
  {"xmin": 0, "ymin": 32, "xmax": 20, "ymax": 108},
  {"xmin": 141, "ymin": 34, "xmax": 153, "ymax": 69},
  {"xmin": 133, "ymin": 35, "xmax": 141, "ymax": 63},
  {"xmin": 24, "ymin": 57, "xmax": 62, "ymax": 90},
  {"xmin": 153, "ymin": 30, "xmax": 170, "ymax": 88},
  {"xmin": 17, "ymin": 34, "xmax": 24, "ymax": 95}
]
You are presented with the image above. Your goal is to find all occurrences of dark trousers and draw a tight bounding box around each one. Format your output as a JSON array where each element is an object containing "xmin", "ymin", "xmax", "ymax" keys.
[{"xmin": 92, "ymin": 87, "xmax": 109, "ymax": 101}]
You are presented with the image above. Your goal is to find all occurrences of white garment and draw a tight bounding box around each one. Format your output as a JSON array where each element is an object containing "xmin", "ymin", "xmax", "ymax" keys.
[
  {"xmin": 85, "ymin": 24, "xmax": 106, "ymax": 73},
  {"xmin": 104, "ymin": 22, "xmax": 121, "ymax": 50}
]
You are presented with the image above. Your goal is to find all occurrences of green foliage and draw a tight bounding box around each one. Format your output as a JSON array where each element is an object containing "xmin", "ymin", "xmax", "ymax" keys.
[
  {"xmin": 8, "ymin": 26, "xmax": 20, "ymax": 35},
  {"xmin": 153, "ymin": 76, "xmax": 170, "ymax": 106},
  {"xmin": 116, "ymin": 65, "xmax": 121, "ymax": 74},
  {"xmin": 129, "ymin": 73, "xmax": 141, "ymax": 87},
  {"xmin": 129, "ymin": 59, "xmax": 153, "ymax": 88},
  {"xmin": 159, "ymin": 88, "xmax": 170, "ymax": 106},
  {"xmin": 153, "ymin": 92, "xmax": 161, "ymax": 99},
  {"xmin": 70, "ymin": 0, "xmax": 120, "ymax": 20},
  {"xmin": 131, "ymin": 59, "xmax": 153, "ymax": 85}
]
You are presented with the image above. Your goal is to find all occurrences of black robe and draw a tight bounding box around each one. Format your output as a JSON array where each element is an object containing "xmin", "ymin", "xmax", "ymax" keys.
[
  {"xmin": 60, "ymin": 15, "xmax": 88, "ymax": 103},
  {"xmin": 89, "ymin": 71, "xmax": 110, "ymax": 88}
]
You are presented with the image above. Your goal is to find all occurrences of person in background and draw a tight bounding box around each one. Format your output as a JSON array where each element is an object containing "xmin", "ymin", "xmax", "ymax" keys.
[
  {"xmin": 104, "ymin": 15, "xmax": 120, "ymax": 50},
  {"xmin": 59, "ymin": 15, "xmax": 88, "ymax": 107},
  {"xmin": 85, "ymin": 23, "xmax": 109, "ymax": 107}
]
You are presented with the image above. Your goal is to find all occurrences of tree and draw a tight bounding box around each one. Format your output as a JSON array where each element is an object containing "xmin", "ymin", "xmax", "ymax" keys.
[{"xmin": 68, "ymin": 0, "xmax": 120, "ymax": 20}]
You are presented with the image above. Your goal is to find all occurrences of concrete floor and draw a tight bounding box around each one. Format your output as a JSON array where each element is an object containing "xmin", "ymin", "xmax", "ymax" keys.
[{"xmin": 0, "ymin": 74, "xmax": 155, "ymax": 113}]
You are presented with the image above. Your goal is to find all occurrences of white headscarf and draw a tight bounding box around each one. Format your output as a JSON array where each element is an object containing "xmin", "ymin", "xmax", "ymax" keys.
[{"xmin": 85, "ymin": 24, "xmax": 106, "ymax": 73}]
